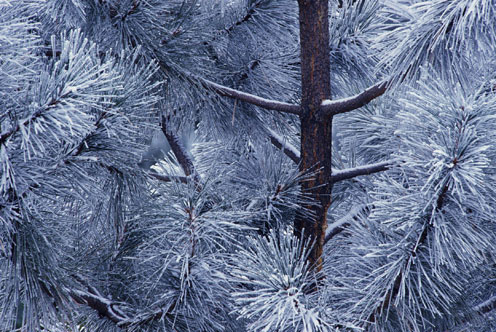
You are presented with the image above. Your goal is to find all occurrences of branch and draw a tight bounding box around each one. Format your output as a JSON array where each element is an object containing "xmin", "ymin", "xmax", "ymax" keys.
[
  {"xmin": 147, "ymin": 171, "xmax": 189, "ymax": 184},
  {"xmin": 474, "ymin": 295, "xmax": 496, "ymax": 315},
  {"xmin": 324, "ymin": 204, "xmax": 370, "ymax": 244},
  {"xmin": 64, "ymin": 111, "xmax": 110, "ymax": 159},
  {"xmin": 320, "ymin": 81, "xmax": 387, "ymax": 117},
  {"xmin": 68, "ymin": 286, "xmax": 177, "ymax": 328},
  {"xmin": 0, "ymin": 109, "xmax": 118, "ymax": 212},
  {"xmin": 160, "ymin": 115, "xmax": 202, "ymax": 185},
  {"xmin": 68, "ymin": 289, "xmax": 127, "ymax": 324},
  {"xmin": 201, "ymin": 79, "xmax": 301, "ymax": 115},
  {"xmin": 224, "ymin": 0, "xmax": 263, "ymax": 34},
  {"xmin": 0, "ymin": 95, "xmax": 65, "ymax": 147},
  {"xmin": 267, "ymin": 128, "xmax": 300, "ymax": 164},
  {"xmin": 366, "ymin": 183, "xmax": 450, "ymax": 326},
  {"xmin": 330, "ymin": 160, "xmax": 395, "ymax": 183},
  {"xmin": 117, "ymin": 301, "xmax": 176, "ymax": 328}
]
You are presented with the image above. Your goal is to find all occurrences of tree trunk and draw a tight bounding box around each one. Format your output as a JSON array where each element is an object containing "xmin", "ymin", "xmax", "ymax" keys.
[{"xmin": 294, "ymin": 0, "xmax": 332, "ymax": 273}]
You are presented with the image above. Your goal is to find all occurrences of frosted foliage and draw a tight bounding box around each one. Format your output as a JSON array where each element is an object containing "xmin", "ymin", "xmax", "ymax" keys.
[
  {"xmin": 0, "ymin": 4, "xmax": 160, "ymax": 329},
  {"xmin": 326, "ymin": 68, "xmax": 496, "ymax": 331},
  {"xmin": 374, "ymin": 0, "xmax": 496, "ymax": 83},
  {"xmin": 328, "ymin": 0, "xmax": 383, "ymax": 88},
  {"xmin": 231, "ymin": 230, "xmax": 329, "ymax": 332},
  {"xmin": 42, "ymin": 0, "xmax": 86, "ymax": 28},
  {"xmin": 1, "ymin": 0, "xmax": 496, "ymax": 332}
]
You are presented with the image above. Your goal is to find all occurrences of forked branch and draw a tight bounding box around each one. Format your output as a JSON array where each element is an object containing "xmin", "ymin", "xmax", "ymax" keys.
[{"xmin": 201, "ymin": 79, "xmax": 301, "ymax": 115}]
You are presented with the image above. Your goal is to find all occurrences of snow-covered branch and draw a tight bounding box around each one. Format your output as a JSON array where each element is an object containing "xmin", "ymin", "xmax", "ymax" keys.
[
  {"xmin": 224, "ymin": 0, "xmax": 263, "ymax": 34},
  {"xmin": 69, "ymin": 286, "xmax": 177, "ymax": 328},
  {"xmin": 0, "ymin": 95, "xmax": 65, "ymax": 147},
  {"xmin": 474, "ymin": 295, "xmax": 496, "ymax": 314},
  {"xmin": 324, "ymin": 204, "xmax": 370, "ymax": 244},
  {"xmin": 267, "ymin": 128, "xmax": 300, "ymax": 164},
  {"xmin": 117, "ymin": 302, "xmax": 176, "ymax": 328},
  {"xmin": 201, "ymin": 79, "xmax": 301, "ymax": 115},
  {"xmin": 330, "ymin": 160, "xmax": 394, "ymax": 183},
  {"xmin": 366, "ymin": 182, "xmax": 450, "ymax": 326},
  {"xmin": 320, "ymin": 81, "xmax": 387, "ymax": 116},
  {"xmin": 68, "ymin": 289, "xmax": 128, "ymax": 324},
  {"xmin": 147, "ymin": 171, "xmax": 189, "ymax": 184},
  {"xmin": 161, "ymin": 115, "xmax": 201, "ymax": 185}
]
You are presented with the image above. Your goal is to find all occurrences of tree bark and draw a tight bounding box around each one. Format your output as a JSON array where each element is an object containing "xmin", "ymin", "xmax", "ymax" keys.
[{"xmin": 294, "ymin": 0, "xmax": 332, "ymax": 273}]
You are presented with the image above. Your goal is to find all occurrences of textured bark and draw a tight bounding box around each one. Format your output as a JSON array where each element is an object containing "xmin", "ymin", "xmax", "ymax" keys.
[{"xmin": 294, "ymin": 0, "xmax": 332, "ymax": 272}]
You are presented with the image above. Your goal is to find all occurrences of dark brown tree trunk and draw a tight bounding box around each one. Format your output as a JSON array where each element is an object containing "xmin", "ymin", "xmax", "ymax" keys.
[{"xmin": 294, "ymin": 0, "xmax": 332, "ymax": 272}]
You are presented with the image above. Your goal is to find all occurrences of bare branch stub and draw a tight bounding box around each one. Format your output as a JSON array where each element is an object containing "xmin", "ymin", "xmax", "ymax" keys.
[
  {"xmin": 320, "ymin": 81, "xmax": 388, "ymax": 117},
  {"xmin": 330, "ymin": 160, "xmax": 395, "ymax": 183}
]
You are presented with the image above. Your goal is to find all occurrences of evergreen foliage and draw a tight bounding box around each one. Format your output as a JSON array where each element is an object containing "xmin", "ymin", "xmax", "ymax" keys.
[{"xmin": 1, "ymin": 0, "xmax": 496, "ymax": 331}]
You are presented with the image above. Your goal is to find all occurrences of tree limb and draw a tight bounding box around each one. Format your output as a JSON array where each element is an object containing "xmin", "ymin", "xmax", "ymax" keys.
[
  {"xmin": 474, "ymin": 295, "xmax": 496, "ymax": 314},
  {"xmin": 117, "ymin": 301, "xmax": 176, "ymax": 328},
  {"xmin": 160, "ymin": 115, "xmax": 202, "ymax": 185},
  {"xmin": 366, "ymin": 182, "xmax": 450, "ymax": 326},
  {"xmin": 324, "ymin": 204, "xmax": 370, "ymax": 244},
  {"xmin": 68, "ymin": 286, "xmax": 177, "ymax": 328},
  {"xmin": 267, "ymin": 128, "xmax": 300, "ymax": 164},
  {"xmin": 147, "ymin": 171, "xmax": 189, "ymax": 184},
  {"xmin": 320, "ymin": 81, "xmax": 387, "ymax": 117},
  {"xmin": 224, "ymin": 0, "xmax": 264, "ymax": 34},
  {"xmin": 0, "ymin": 94, "xmax": 67, "ymax": 147},
  {"xmin": 68, "ymin": 289, "xmax": 127, "ymax": 324},
  {"xmin": 201, "ymin": 79, "xmax": 301, "ymax": 115},
  {"xmin": 330, "ymin": 160, "xmax": 395, "ymax": 183}
]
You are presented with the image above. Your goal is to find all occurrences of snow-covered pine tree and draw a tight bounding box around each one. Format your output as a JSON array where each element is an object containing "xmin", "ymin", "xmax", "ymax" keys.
[{"xmin": 1, "ymin": 0, "xmax": 496, "ymax": 331}]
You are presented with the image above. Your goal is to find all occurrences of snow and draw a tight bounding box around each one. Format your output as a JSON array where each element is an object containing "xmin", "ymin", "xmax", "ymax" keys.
[
  {"xmin": 321, "ymin": 95, "xmax": 356, "ymax": 107},
  {"xmin": 331, "ymin": 160, "xmax": 393, "ymax": 180}
]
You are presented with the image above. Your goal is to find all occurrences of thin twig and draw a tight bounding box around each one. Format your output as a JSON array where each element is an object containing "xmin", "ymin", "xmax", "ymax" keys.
[{"xmin": 474, "ymin": 295, "xmax": 496, "ymax": 314}]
